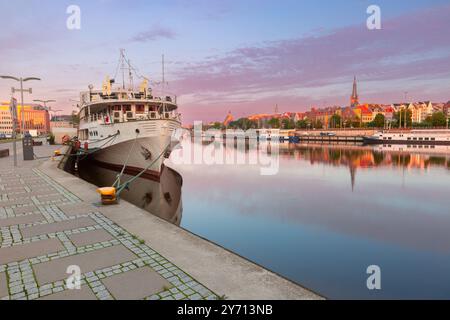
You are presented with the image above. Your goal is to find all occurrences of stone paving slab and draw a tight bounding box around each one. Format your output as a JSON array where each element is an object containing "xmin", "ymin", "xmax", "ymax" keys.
[
  {"xmin": 102, "ymin": 267, "xmax": 171, "ymax": 300},
  {"xmin": 0, "ymin": 213, "xmax": 45, "ymax": 228},
  {"xmin": 12, "ymin": 205, "xmax": 39, "ymax": 215},
  {"xmin": 57, "ymin": 203, "xmax": 98, "ymax": 217},
  {"xmin": 36, "ymin": 195, "xmax": 67, "ymax": 203},
  {"xmin": 38, "ymin": 285, "xmax": 97, "ymax": 300},
  {"xmin": 0, "ymin": 272, "xmax": 7, "ymax": 297},
  {"xmin": 0, "ymin": 198, "xmax": 34, "ymax": 207},
  {"xmin": 33, "ymin": 245, "xmax": 137, "ymax": 285},
  {"xmin": 5, "ymin": 193, "xmax": 32, "ymax": 201},
  {"xmin": 0, "ymin": 238, "xmax": 64, "ymax": 265},
  {"xmin": 21, "ymin": 217, "xmax": 97, "ymax": 238},
  {"xmin": 68, "ymin": 229, "xmax": 114, "ymax": 247}
]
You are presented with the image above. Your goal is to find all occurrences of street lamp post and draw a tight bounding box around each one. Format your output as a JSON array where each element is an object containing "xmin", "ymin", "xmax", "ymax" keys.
[
  {"xmin": 33, "ymin": 99, "xmax": 56, "ymax": 112},
  {"xmin": 1, "ymin": 76, "xmax": 41, "ymax": 136},
  {"xmin": 33, "ymin": 98, "xmax": 56, "ymax": 123}
]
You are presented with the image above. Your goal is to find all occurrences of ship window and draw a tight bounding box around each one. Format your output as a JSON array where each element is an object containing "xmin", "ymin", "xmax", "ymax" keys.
[
  {"xmin": 136, "ymin": 105, "xmax": 145, "ymax": 113},
  {"xmin": 123, "ymin": 105, "xmax": 131, "ymax": 111},
  {"xmin": 407, "ymin": 137, "xmax": 411, "ymax": 140},
  {"xmin": 413, "ymin": 137, "xmax": 417, "ymax": 140},
  {"xmin": 388, "ymin": 137, "xmax": 392, "ymax": 140},
  {"xmin": 425, "ymin": 137, "xmax": 429, "ymax": 141},
  {"xmin": 431, "ymin": 138, "xmax": 435, "ymax": 141},
  {"xmin": 419, "ymin": 138, "xmax": 423, "ymax": 140}
]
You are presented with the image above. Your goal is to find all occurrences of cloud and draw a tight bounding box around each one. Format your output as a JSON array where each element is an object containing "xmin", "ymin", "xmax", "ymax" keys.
[
  {"xmin": 130, "ymin": 25, "xmax": 176, "ymax": 43},
  {"xmin": 171, "ymin": 3, "xmax": 450, "ymax": 120}
]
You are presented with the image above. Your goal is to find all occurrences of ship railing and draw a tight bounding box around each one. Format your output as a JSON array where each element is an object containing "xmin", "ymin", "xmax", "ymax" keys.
[
  {"xmin": 84, "ymin": 111, "xmax": 181, "ymax": 125},
  {"xmin": 82, "ymin": 91, "xmax": 177, "ymax": 104}
]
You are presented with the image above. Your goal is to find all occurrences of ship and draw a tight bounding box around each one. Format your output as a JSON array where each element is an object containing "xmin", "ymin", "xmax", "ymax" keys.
[
  {"xmin": 76, "ymin": 50, "xmax": 181, "ymax": 180},
  {"xmin": 363, "ymin": 130, "xmax": 450, "ymax": 145}
]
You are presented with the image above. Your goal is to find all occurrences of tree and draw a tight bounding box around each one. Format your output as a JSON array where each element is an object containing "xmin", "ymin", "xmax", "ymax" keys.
[
  {"xmin": 369, "ymin": 114, "xmax": 385, "ymax": 128},
  {"xmin": 296, "ymin": 120, "xmax": 308, "ymax": 129},
  {"xmin": 281, "ymin": 118, "xmax": 295, "ymax": 129},
  {"xmin": 329, "ymin": 114, "xmax": 342, "ymax": 128},
  {"xmin": 351, "ymin": 117, "xmax": 361, "ymax": 128},
  {"xmin": 210, "ymin": 122, "xmax": 223, "ymax": 130},
  {"xmin": 268, "ymin": 118, "xmax": 280, "ymax": 129},
  {"xmin": 314, "ymin": 120, "xmax": 323, "ymax": 129},
  {"xmin": 431, "ymin": 112, "xmax": 446, "ymax": 127},
  {"xmin": 393, "ymin": 110, "xmax": 412, "ymax": 128}
]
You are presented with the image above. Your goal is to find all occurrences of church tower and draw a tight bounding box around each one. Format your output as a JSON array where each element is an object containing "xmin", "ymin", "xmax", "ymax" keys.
[{"xmin": 350, "ymin": 76, "xmax": 359, "ymax": 108}]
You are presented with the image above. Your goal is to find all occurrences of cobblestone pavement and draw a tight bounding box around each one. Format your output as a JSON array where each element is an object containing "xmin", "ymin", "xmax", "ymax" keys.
[{"xmin": 0, "ymin": 155, "xmax": 218, "ymax": 300}]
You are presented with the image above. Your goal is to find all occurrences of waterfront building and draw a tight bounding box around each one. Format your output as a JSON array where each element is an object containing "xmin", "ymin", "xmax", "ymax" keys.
[
  {"xmin": 0, "ymin": 101, "xmax": 50, "ymax": 135},
  {"xmin": 407, "ymin": 101, "xmax": 433, "ymax": 123},
  {"xmin": 444, "ymin": 101, "xmax": 450, "ymax": 117},
  {"xmin": 353, "ymin": 104, "xmax": 373, "ymax": 123},
  {"xmin": 0, "ymin": 107, "xmax": 15, "ymax": 135}
]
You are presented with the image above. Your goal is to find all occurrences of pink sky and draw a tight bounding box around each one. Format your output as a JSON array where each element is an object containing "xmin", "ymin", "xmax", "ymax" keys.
[{"xmin": 1, "ymin": 1, "xmax": 449, "ymax": 124}]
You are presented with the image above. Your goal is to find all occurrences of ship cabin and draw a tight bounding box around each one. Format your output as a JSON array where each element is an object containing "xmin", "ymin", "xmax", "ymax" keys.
[{"xmin": 78, "ymin": 89, "xmax": 180, "ymax": 128}]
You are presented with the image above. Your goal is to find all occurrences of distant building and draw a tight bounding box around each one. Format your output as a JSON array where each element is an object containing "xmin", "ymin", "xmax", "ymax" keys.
[
  {"xmin": 0, "ymin": 102, "xmax": 50, "ymax": 135},
  {"xmin": 444, "ymin": 101, "xmax": 450, "ymax": 117},
  {"xmin": 354, "ymin": 104, "xmax": 373, "ymax": 123},
  {"xmin": 50, "ymin": 120, "xmax": 75, "ymax": 129},
  {"xmin": 50, "ymin": 114, "xmax": 76, "ymax": 129},
  {"xmin": 223, "ymin": 111, "xmax": 234, "ymax": 127},
  {"xmin": 407, "ymin": 101, "xmax": 433, "ymax": 123}
]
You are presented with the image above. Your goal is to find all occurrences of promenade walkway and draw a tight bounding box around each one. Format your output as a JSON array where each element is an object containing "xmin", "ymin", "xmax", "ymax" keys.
[{"xmin": 0, "ymin": 143, "xmax": 217, "ymax": 300}]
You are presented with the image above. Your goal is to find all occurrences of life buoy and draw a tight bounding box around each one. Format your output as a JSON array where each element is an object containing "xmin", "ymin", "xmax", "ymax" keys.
[{"xmin": 74, "ymin": 140, "xmax": 81, "ymax": 151}]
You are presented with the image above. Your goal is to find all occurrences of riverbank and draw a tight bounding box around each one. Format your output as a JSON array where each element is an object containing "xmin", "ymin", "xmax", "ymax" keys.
[{"xmin": 0, "ymin": 143, "xmax": 322, "ymax": 300}]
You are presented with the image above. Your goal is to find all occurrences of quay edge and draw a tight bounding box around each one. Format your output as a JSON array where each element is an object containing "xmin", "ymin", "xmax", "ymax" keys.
[{"xmin": 38, "ymin": 151, "xmax": 323, "ymax": 300}]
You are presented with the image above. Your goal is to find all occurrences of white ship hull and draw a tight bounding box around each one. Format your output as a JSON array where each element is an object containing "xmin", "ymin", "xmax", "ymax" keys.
[
  {"xmin": 79, "ymin": 119, "xmax": 181, "ymax": 178},
  {"xmin": 364, "ymin": 130, "xmax": 450, "ymax": 145}
]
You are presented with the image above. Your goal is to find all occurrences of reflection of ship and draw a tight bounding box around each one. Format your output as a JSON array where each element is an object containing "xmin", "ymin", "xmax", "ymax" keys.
[
  {"xmin": 374, "ymin": 143, "xmax": 450, "ymax": 156},
  {"xmin": 364, "ymin": 130, "xmax": 450, "ymax": 145},
  {"xmin": 77, "ymin": 160, "xmax": 183, "ymax": 226}
]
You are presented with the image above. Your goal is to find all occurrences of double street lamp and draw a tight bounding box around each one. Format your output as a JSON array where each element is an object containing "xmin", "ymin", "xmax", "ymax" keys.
[
  {"xmin": 1, "ymin": 75, "xmax": 41, "ymax": 135},
  {"xmin": 33, "ymin": 99, "xmax": 57, "ymax": 120}
]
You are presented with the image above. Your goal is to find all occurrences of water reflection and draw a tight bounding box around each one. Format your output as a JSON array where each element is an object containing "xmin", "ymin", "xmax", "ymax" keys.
[
  {"xmin": 279, "ymin": 142, "xmax": 450, "ymax": 190},
  {"xmin": 78, "ymin": 160, "xmax": 183, "ymax": 225},
  {"xmin": 166, "ymin": 140, "xmax": 450, "ymax": 299}
]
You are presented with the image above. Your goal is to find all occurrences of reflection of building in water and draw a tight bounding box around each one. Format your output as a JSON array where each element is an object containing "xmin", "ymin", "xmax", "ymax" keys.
[
  {"xmin": 77, "ymin": 161, "xmax": 183, "ymax": 226},
  {"xmin": 279, "ymin": 142, "xmax": 450, "ymax": 190}
]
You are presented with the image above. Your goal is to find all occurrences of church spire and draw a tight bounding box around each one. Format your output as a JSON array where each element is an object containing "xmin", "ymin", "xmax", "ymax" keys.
[{"xmin": 350, "ymin": 76, "xmax": 359, "ymax": 108}]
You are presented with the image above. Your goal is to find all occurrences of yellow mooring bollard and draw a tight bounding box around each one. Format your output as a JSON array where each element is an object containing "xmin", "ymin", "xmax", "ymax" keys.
[
  {"xmin": 51, "ymin": 149, "xmax": 61, "ymax": 161},
  {"xmin": 96, "ymin": 187, "xmax": 117, "ymax": 205}
]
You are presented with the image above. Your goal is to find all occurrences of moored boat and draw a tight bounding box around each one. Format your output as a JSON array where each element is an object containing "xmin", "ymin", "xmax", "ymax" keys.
[
  {"xmin": 363, "ymin": 130, "xmax": 450, "ymax": 145},
  {"xmin": 77, "ymin": 51, "xmax": 181, "ymax": 180}
]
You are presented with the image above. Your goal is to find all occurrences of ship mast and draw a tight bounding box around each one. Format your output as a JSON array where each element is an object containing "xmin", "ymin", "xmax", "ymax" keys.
[
  {"xmin": 120, "ymin": 49, "xmax": 126, "ymax": 90},
  {"xmin": 162, "ymin": 54, "xmax": 166, "ymax": 114}
]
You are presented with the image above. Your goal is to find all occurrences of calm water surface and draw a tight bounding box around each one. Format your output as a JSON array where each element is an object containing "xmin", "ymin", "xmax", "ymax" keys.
[
  {"xmin": 79, "ymin": 141, "xmax": 450, "ymax": 299},
  {"xmin": 166, "ymin": 141, "xmax": 450, "ymax": 299}
]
